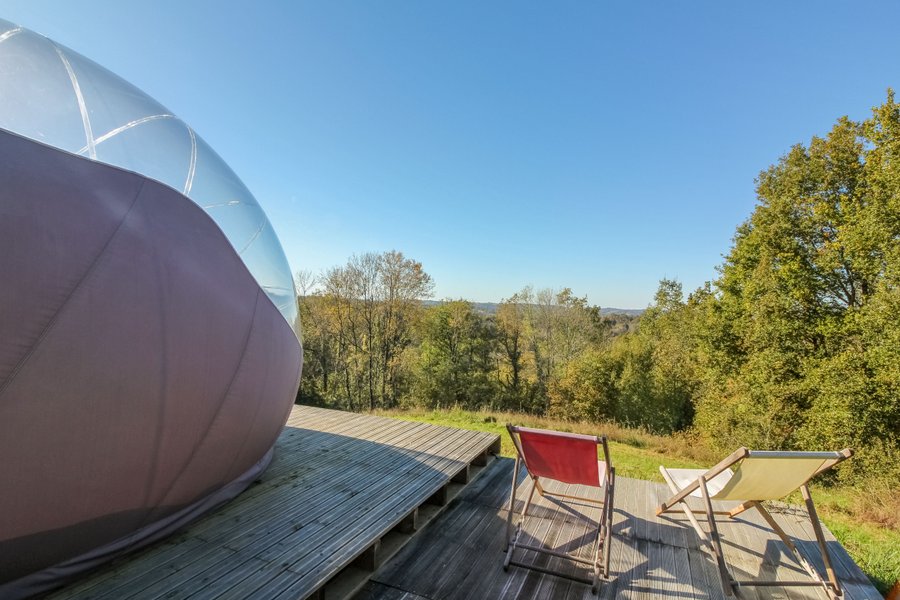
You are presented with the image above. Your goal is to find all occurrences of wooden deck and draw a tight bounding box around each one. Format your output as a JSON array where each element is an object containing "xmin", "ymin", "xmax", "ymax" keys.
[
  {"xmin": 357, "ymin": 458, "xmax": 882, "ymax": 600},
  {"xmin": 43, "ymin": 406, "xmax": 500, "ymax": 600}
]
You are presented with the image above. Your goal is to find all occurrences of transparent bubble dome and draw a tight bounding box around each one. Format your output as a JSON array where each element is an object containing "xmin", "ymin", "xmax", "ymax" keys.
[{"xmin": 0, "ymin": 19, "xmax": 299, "ymax": 334}]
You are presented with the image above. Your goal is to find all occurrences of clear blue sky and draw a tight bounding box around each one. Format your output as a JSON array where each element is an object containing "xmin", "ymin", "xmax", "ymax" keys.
[{"xmin": 5, "ymin": 2, "xmax": 900, "ymax": 308}]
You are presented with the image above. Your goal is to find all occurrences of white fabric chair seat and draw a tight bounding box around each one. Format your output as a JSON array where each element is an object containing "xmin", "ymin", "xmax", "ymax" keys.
[
  {"xmin": 597, "ymin": 461, "xmax": 608, "ymax": 488},
  {"xmin": 661, "ymin": 467, "xmax": 734, "ymax": 498}
]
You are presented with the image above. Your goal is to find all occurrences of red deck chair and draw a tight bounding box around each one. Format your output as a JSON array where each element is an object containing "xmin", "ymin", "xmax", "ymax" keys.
[{"xmin": 503, "ymin": 425, "xmax": 615, "ymax": 593}]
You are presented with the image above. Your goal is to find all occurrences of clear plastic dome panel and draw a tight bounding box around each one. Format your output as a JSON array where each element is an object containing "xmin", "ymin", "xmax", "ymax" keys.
[
  {"xmin": 62, "ymin": 49, "xmax": 173, "ymax": 149},
  {"xmin": 238, "ymin": 221, "xmax": 299, "ymax": 328},
  {"xmin": 0, "ymin": 29, "xmax": 87, "ymax": 152},
  {"xmin": 189, "ymin": 140, "xmax": 273, "ymax": 253},
  {"xmin": 189, "ymin": 137, "xmax": 262, "ymax": 211},
  {"xmin": 93, "ymin": 117, "xmax": 194, "ymax": 194},
  {"xmin": 0, "ymin": 21, "xmax": 299, "ymax": 334}
]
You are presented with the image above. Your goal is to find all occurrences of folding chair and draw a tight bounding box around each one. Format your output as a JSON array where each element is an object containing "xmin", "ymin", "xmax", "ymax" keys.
[
  {"xmin": 657, "ymin": 447, "xmax": 853, "ymax": 599},
  {"xmin": 504, "ymin": 425, "xmax": 615, "ymax": 593}
]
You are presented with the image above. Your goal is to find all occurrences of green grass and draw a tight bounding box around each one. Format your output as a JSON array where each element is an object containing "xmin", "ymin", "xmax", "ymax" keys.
[
  {"xmin": 375, "ymin": 407, "xmax": 712, "ymax": 480},
  {"xmin": 374, "ymin": 407, "xmax": 900, "ymax": 595},
  {"xmin": 804, "ymin": 486, "xmax": 900, "ymax": 595}
]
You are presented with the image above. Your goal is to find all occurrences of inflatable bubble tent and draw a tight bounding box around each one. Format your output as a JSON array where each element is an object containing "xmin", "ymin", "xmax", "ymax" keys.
[{"xmin": 0, "ymin": 19, "xmax": 303, "ymax": 597}]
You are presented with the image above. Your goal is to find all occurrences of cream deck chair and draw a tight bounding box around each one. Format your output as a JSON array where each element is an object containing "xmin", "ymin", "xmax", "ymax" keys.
[
  {"xmin": 657, "ymin": 447, "xmax": 853, "ymax": 599},
  {"xmin": 504, "ymin": 425, "xmax": 615, "ymax": 593}
]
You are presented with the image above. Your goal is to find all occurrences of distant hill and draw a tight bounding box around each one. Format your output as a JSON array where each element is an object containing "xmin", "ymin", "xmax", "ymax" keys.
[
  {"xmin": 422, "ymin": 300, "xmax": 643, "ymax": 317},
  {"xmin": 598, "ymin": 307, "xmax": 644, "ymax": 316}
]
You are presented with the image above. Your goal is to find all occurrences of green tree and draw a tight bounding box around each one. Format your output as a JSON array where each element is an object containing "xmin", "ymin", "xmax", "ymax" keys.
[
  {"xmin": 692, "ymin": 91, "xmax": 900, "ymax": 469},
  {"xmin": 413, "ymin": 301, "xmax": 496, "ymax": 409},
  {"xmin": 552, "ymin": 279, "xmax": 700, "ymax": 433},
  {"xmin": 549, "ymin": 347, "xmax": 622, "ymax": 422},
  {"xmin": 494, "ymin": 291, "xmax": 541, "ymax": 411},
  {"xmin": 301, "ymin": 251, "xmax": 433, "ymax": 411},
  {"xmin": 517, "ymin": 287, "xmax": 603, "ymax": 414}
]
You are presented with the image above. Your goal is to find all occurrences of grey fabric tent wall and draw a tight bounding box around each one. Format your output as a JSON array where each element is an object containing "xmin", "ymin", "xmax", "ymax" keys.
[{"xmin": 0, "ymin": 129, "xmax": 303, "ymax": 598}]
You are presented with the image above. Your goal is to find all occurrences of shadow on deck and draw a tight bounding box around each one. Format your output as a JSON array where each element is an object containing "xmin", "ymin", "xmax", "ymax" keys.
[
  {"xmin": 43, "ymin": 407, "xmax": 880, "ymax": 600},
  {"xmin": 357, "ymin": 458, "xmax": 882, "ymax": 600},
  {"xmin": 43, "ymin": 406, "xmax": 500, "ymax": 600}
]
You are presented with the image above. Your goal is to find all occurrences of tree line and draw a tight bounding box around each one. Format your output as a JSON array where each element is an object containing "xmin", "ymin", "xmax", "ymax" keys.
[
  {"xmin": 297, "ymin": 91, "xmax": 900, "ymax": 483},
  {"xmin": 297, "ymin": 262, "xmax": 636, "ymax": 415}
]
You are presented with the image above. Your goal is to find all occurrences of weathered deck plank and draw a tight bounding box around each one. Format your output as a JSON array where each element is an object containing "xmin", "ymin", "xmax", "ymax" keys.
[
  {"xmin": 360, "ymin": 458, "xmax": 881, "ymax": 600},
  {"xmin": 41, "ymin": 410, "xmax": 880, "ymax": 600},
  {"xmin": 42, "ymin": 406, "xmax": 499, "ymax": 600}
]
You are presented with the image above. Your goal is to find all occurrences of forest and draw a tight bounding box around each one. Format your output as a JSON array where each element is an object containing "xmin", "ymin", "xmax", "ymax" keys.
[{"xmin": 296, "ymin": 92, "xmax": 900, "ymax": 488}]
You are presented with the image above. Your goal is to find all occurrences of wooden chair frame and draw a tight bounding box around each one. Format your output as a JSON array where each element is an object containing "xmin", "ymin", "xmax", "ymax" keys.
[
  {"xmin": 503, "ymin": 425, "xmax": 615, "ymax": 593},
  {"xmin": 656, "ymin": 447, "xmax": 853, "ymax": 599}
]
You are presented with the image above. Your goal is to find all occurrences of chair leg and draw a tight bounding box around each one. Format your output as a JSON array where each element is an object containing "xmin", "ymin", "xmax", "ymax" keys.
[
  {"xmin": 589, "ymin": 471, "xmax": 616, "ymax": 594},
  {"xmin": 589, "ymin": 490, "xmax": 604, "ymax": 593},
  {"xmin": 601, "ymin": 467, "xmax": 615, "ymax": 578},
  {"xmin": 505, "ymin": 461, "xmax": 538, "ymax": 571},
  {"xmin": 522, "ymin": 478, "xmax": 538, "ymax": 518},
  {"xmin": 699, "ymin": 475, "xmax": 735, "ymax": 597},
  {"xmin": 754, "ymin": 502, "xmax": 841, "ymax": 598},
  {"xmin": 505, "ymin": 456, "xmax": 521, "ymax": 553},
  {"xmin": 660, "ymin": 468, "xmax": 712, "ymax": 548},
  {"xmin": 801, "ymin": 485, "xmax": 843, "ymax": 599}
]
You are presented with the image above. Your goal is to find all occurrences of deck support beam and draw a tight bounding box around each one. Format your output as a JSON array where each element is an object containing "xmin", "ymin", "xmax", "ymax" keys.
[
  {"xmin": 352, "ymin": 539, "xmax": 382, "ymax": 571},
  {"xmin": 427, "ymin": 484, "xmax": 449, "ymax": 506},
  {"xmin": 398, "ymin": 508, "xmax": 418, "ymax": 534},
  {"xmin": 452, "ymin": 465, "xmax": 470, "ymax": 484}
]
